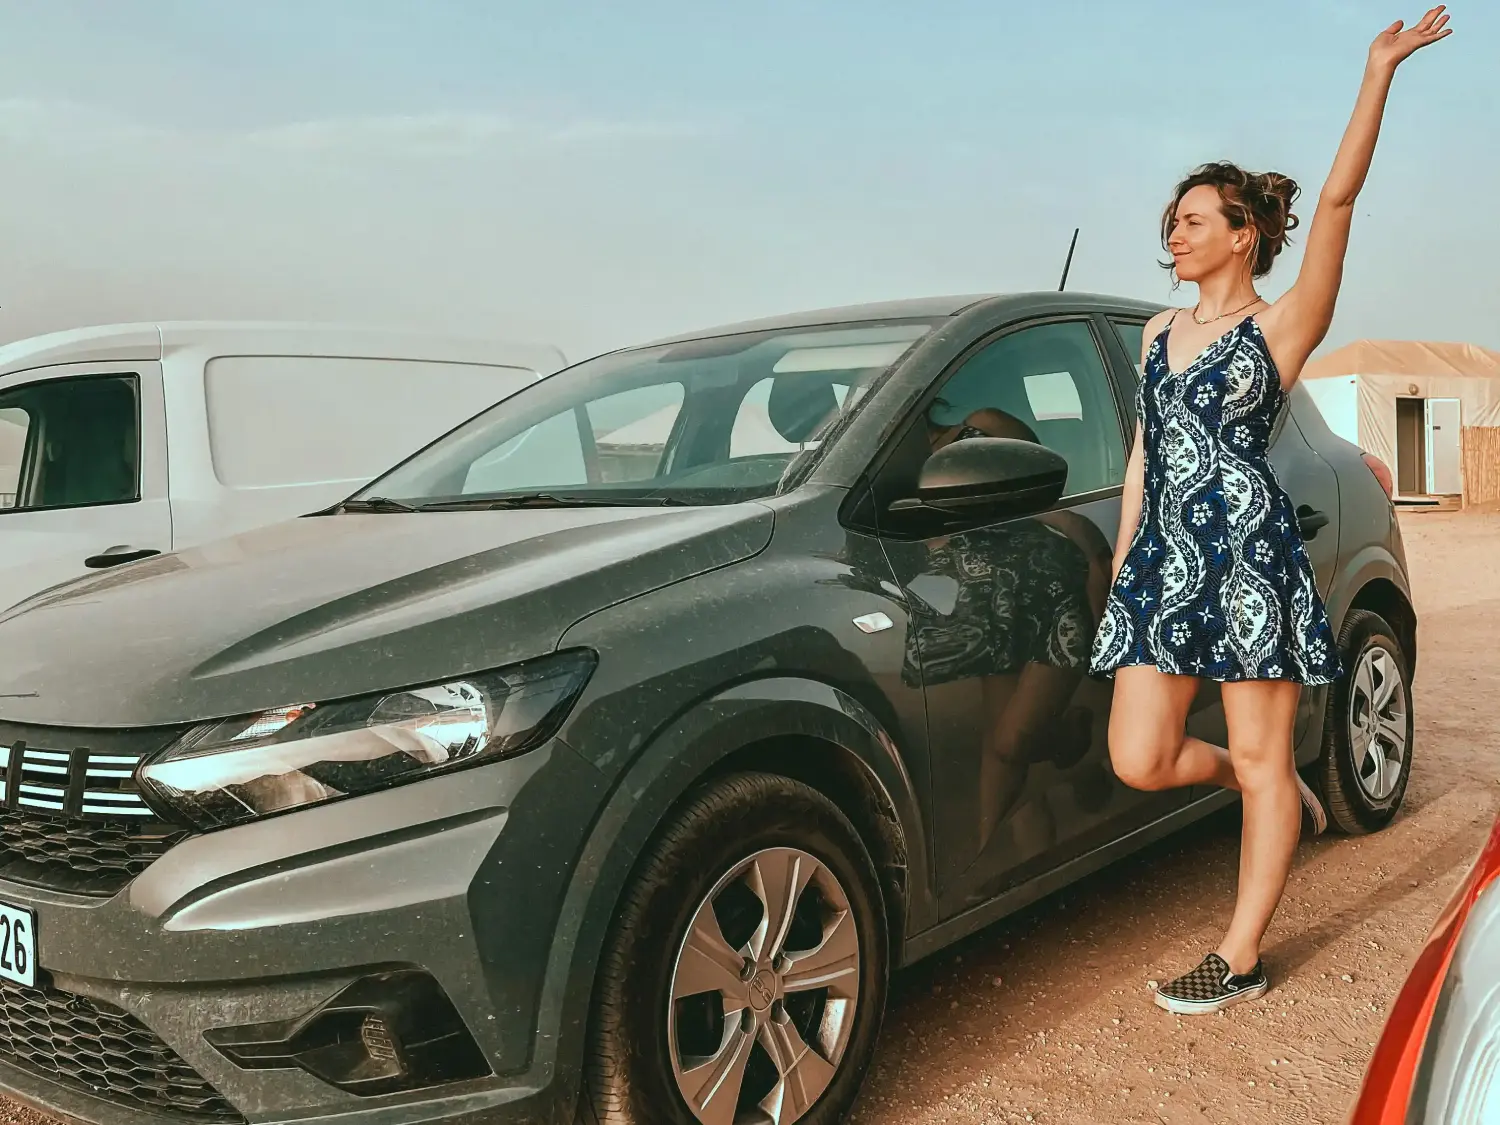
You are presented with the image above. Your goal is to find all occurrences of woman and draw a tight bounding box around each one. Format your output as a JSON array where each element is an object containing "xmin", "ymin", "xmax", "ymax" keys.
[{"xmin": 1089, "ymin": 8, "xmax": 1451, "ymax": 1014}]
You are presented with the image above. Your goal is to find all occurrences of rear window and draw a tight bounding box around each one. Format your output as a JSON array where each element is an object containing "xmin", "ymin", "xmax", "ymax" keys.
[{"xmin": 204, "ymin": 356, "xmax": 537, "ymax": 489}]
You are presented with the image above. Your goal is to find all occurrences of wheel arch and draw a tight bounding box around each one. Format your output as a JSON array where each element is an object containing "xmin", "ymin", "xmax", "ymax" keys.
[
  {"xmin": 533, "ymin": 676, "xmax": 927, "ymax": 1108},
  {"xmin": 1329, "ymin": 545, "xmax": 1418, "ymax": 675},
  {"xmin": 1346, "ymin": 576, "xmax": 1418, "ymax": 677}
]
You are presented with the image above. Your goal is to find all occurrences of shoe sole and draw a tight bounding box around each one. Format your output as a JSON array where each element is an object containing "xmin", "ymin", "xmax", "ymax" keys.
[
  {"xmin": 1153, "ymin": 979, "xmax": 1269, "ymax": 1015},
  {"xmin": 1297, "ymin": 775, "xmax": 1328, "ymax": 836}
]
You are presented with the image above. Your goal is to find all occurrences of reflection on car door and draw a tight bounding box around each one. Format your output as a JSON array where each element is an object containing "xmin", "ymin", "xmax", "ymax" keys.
[
  {"xmin": 0, "ymin": 367, "xmax": 171, "ymax": 611},
  {"xmin": 872, "ymin": 317, "xmax": 1189, "ymax": 919}
]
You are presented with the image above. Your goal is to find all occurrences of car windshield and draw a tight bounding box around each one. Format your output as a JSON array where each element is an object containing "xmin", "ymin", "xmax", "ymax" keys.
[{"xmin": 353, "ymin": 319, "xmax": 939, "ymax": 508}]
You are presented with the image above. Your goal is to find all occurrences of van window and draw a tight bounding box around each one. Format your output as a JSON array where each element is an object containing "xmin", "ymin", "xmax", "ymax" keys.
[
  {"xmin": 0, "ymin": 375, "xmax": 140, "ymax": 512},
  {"xmin": 0, "ymin": 408, "xmax": 25, "ymax": 508},
  {"xmin": 204, "ymin": 356, "xmax": 538, "ymax": 489}
]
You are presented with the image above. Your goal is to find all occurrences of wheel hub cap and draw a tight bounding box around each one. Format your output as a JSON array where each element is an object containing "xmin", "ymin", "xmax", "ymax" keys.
[
  {"xmin": 667, "ymin": 847, "xmax": 861, "ymax": 1125},
  {"xmin": 1347, "ymin": 644, "xmax": 1409, "ymax": 802}
]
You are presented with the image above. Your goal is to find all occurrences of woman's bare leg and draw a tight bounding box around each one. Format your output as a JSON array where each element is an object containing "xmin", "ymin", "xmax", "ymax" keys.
[
  {"xmin": 976, "ymin": 663, "xmax": 1081, "ymax": 849},
  {"xmin": 1217, "ymin": 679, "xmax": 1303, "ymax": 973},
  {"xmin": 1108, "ymin": 665, "xmax": 1239, "ymax": 792}
]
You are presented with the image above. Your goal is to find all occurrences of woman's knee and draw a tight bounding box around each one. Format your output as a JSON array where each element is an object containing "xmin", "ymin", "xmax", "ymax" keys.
[
  {"xmin": 1108, "ymin": 729, "xmax": 1180, "ymax": 791},
  {"xmin": 1229, "ymin": 739, "xmax": 1295, "ymax": 790}
]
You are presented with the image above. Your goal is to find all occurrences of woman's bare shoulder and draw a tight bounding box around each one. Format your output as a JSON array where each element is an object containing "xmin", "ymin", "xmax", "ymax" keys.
[{"xmin": 1139, "ymin": 308, "xmax": 1178, "ymax": 366}]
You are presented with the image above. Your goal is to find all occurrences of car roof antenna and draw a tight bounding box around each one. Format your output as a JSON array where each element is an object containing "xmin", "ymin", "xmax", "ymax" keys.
[{"xmin": 1057, "ymin": 227, "xmax": 1080, "ymax": 291}]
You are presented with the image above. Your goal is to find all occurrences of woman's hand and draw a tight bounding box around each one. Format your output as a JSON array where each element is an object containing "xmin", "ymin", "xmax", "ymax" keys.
[{"xmin": 1369, "ymin": 6, "xmax": 1453, "ymax": 74}]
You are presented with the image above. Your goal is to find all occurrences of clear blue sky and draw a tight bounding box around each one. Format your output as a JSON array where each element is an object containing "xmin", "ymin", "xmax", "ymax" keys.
[{"xmin": 0, "ymin": 0, "xmax": 1492, "ymax": 360}]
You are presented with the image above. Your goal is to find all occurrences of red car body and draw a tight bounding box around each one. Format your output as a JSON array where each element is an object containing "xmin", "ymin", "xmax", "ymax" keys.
[{"xmin": 1349, "ymin": 809, "xmax": 1500, "ymax": 1123}]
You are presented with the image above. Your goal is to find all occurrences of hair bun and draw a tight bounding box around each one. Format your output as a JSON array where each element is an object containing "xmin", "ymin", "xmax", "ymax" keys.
[{"xmin": 1161, "ymin": 162, "xmax": 1302, "ymax": 280}]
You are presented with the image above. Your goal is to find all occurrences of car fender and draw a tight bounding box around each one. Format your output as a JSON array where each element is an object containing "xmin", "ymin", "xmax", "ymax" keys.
[
  {"xmin": 530, "ymin": 674, "xmax": 928, "ymax": 1100},
  {"xmin": 1328, "ymin": 542, "xmax": 1415, "ymax": 641}
]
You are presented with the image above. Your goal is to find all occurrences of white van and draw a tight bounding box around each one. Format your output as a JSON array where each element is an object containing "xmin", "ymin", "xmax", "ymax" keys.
[{"xmin": 0, "ymin": 322, "xmax": 565, "ymax": 609}]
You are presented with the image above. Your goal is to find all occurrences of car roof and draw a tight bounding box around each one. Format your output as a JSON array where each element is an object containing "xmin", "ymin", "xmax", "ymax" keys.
[
  {"xmin": 0, "ymin": 321, "xmax": 568, "ymax": 379},
  {"xmin": 639, "ymin": 291, "xmax": 1165, "ymax": 346}
]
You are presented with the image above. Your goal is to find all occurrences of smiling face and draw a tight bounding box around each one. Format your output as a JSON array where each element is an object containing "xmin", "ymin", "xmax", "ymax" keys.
[{"xmin": 1165, "ymin": 184, "xmax": 1255, "ymax": 284}]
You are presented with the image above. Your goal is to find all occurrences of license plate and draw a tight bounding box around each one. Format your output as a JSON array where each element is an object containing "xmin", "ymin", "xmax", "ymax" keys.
[{"xmin": 0, "ymin": 902, "xmax": 36, "ymax": 987}]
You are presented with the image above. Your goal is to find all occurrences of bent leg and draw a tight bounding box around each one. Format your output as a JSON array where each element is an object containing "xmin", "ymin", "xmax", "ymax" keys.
[
  {"xmin": 1218, "ymin": 679, "xmax": 1303, "ymax": 974},
  {"xmin": 1109, "ymin": 665, "xmax": 1238, "ymax": 792}
]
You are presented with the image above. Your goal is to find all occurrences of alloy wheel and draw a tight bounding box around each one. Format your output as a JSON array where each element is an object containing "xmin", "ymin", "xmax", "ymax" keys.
[
  {"xmin": 1347, "ymin": 644, "xmax": 1409, "ymax": 802},
  {"xmin": 667, "ymin": 846, "xmax": 861, "ymax": 1125}
]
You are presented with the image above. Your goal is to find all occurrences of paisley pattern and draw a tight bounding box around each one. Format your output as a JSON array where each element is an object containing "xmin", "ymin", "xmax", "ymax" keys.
[
  {"xmin": 900, "ymin": 520, "xmax": 1094, "ymax": 688},
  {"xmin": 1089, "ymin": 314, "xmax": 1343, "ymax": 684}
]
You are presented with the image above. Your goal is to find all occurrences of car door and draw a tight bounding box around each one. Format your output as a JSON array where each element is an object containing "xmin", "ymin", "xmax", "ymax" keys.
[
  {"xmin": 0, "ymin": 365, "xmax": 171, "ymax": 611},
  {"xmin": 871, "ymin": 315, "xmax": 1188, "ymax": 918}
]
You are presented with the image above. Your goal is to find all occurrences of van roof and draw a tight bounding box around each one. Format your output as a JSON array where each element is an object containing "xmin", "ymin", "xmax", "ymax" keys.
[{"xmin": 0, "ymin": 321, "xmax": 567, "ymax": 379}]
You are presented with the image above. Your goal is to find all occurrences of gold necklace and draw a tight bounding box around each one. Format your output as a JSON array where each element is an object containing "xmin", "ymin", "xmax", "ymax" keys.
[{"xmin": 1192, "ymin": 295, "xmax": 1262, "ymax": 325}]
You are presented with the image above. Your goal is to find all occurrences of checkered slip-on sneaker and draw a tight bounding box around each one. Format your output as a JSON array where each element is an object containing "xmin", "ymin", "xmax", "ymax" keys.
[
  {"xmin": 1153, "ymin": 953, "xmax": 1269, "ymax": 1015},
  {"xmin": 1297, "ymin": 774, "xmax": 1329, "ymax": 836}
]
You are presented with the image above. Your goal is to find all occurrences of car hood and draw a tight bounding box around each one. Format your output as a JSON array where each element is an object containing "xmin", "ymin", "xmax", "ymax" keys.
[{"xmin": 0, "ymin": 504, "xmax": 773, "ymax": 728}]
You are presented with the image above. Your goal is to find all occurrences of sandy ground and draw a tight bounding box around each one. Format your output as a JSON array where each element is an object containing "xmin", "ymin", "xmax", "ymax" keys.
[
  {"xmin": 2, "ymin": 512, "xmax": 1496, "ymax": 1125},
  {"xmin": 850, "ymin": 511, "xmax": 1500, "ymax": 1125}
]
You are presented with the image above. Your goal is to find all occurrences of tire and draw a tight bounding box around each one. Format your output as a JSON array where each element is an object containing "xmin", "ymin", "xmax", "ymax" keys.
[
  {"xmin": 1315, "ymin": 609, "xmax": 1414, "ymax": 834},
  {"xmin": 577, "ymin": 772, "xmax": 889, "ymax": 1125}
]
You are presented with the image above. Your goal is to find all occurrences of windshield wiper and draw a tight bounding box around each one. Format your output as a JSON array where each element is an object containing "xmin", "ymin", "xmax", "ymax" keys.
[
  {"xmin": 420, "ymin": 492, "xmax": 693, "ymax": 511},
  {"xmin": 337, "ymin": 496, "xmax": 425, "ymax": 514}
]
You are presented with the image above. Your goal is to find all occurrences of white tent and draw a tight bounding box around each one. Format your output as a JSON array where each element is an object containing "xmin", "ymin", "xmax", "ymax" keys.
[{"xmin": 1301, "ymin": 340, "xmax": 1500, "ymax": 502}]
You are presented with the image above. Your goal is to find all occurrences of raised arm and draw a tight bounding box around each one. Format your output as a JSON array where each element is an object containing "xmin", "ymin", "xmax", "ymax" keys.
[{"xmin": 1266, "ymin": 6, "xmax": 1452, "ymax": 380}]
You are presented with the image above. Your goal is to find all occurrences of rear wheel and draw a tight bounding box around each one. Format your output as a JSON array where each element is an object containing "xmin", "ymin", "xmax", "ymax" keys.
[
  {"xmin": 1316, "ymin": 609, "xmax": 1413, "ymax": 834},
  {"xmin": 578, "ymin": 772, "xmax": 888, "ymax": 1125}
]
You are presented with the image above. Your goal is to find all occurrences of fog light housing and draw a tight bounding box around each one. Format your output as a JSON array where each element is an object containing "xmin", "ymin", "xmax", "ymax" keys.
[{"xmin": 204, "ymin": 971, "xmax": 490, "ymax": 1097}]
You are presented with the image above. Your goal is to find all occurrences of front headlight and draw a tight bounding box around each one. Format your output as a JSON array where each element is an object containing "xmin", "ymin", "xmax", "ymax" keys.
[{"xmin": 139, "ymin": 649, "xmax": 596, "ymax": 831}]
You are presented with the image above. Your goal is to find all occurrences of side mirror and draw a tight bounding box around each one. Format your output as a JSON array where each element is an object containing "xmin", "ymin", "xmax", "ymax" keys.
[{"xmin": 890, "ymin": 437, "xmax": 1068, "ymax": 522}]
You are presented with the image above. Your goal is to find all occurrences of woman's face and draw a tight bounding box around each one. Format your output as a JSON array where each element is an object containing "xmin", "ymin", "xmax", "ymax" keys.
[{"xmin": 1166, "ymin": 184, "xmax": 1252, "ymax": 283}]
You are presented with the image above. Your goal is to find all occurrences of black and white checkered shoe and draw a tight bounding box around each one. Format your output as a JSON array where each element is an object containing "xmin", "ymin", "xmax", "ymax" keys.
[
  {"xmin": 1153, "ymin": 953, "xmax": 1269, "ymax": 1015},
  {"xmin": 1297, "ymin": 774, "xmax": 1328, "ymax": 836}
]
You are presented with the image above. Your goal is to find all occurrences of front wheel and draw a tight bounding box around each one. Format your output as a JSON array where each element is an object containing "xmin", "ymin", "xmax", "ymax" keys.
[
  {"xmin": 578, "ymin": 772, "xmax": 889, "ymax": 1125},
  {"xmin": 1316, "ymin": 609, "xmax": 1414, "ymax": 834}
]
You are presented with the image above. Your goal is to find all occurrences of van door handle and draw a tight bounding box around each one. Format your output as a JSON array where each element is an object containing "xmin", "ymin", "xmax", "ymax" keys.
[
  {"xmin": 1295, "ymin": 506, "xmax": 1329, "ymax": 539},
  {"xmin": 84, "ymin": 546, "xmax": 161, "ymax": 569}
]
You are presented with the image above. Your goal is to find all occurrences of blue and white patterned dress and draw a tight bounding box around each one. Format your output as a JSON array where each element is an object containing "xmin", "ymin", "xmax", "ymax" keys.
[{"xmin": 1089, "ymin": 313, "xmax": 1343, "ymax": 685}]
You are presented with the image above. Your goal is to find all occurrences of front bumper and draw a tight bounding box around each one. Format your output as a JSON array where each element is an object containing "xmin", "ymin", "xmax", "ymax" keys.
[{"xmin": 0, "ymin": 738, "xmax": 607, "ymax": 1125}]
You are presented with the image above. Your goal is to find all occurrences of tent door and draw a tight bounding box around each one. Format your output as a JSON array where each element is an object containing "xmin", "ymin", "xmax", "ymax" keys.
[
  {"xmin": 1396, "ymin": 396, "xmax": 1427, "ymax": 496},
  {"xmin": 1427, "ymin": 397, "xmax": 1462, "ymax": 496}
]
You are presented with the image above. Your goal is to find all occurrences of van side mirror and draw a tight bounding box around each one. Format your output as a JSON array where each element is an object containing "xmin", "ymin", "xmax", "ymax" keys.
[{"xmin": 889, "ymin": 437, "xmax": 1068, "ymax": 523}]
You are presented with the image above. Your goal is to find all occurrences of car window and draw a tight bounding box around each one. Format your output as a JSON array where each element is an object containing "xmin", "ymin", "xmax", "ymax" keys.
[
  {"xmin": 361, "ymin": 319, "xmax": 939, "ymax": 507},
  {"xmin": 464, "ymin": 383, "xmax": 686, "ymax": 494},
  {"xmin": 730, "ymin": 376, "xmax": 851, "ymax": 457},
  {"xmin": 0, "ymin": 375, "xmax": 140, "ymax": 512},
  {"xmin": 1109, "ymin": 319, "xmax": 1148, "ymax": 376},
  {"xmin": 930, "ymin": 320, "xmax": 1127, "ymax": 494}
]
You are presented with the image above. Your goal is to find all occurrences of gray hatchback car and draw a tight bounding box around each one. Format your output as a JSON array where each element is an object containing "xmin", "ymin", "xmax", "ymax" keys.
[{"xmin": 0, "ymin": 292, "xmax": 1415, "ymax": 1125}]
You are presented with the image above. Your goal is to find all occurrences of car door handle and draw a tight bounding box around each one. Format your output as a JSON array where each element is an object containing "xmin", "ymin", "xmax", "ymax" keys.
[
  {"xmin": 84, "ymin": 546, "xmax": 162, "ymax": 569},
  {"xmin": 1295, "ymin": 506, "xmax": 1329, "ymax": 539}
]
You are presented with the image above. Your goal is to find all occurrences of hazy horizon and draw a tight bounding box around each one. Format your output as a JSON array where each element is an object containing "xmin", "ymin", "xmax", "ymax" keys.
[{"xmin": 1, "ymin": 0, "xmax": 1493, "ymax": 364}]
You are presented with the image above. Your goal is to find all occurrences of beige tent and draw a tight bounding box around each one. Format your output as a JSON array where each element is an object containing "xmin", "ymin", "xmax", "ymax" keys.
[{"xmin": 1301, "ymin": 340, "xmax": 1500, "ymax": 504}]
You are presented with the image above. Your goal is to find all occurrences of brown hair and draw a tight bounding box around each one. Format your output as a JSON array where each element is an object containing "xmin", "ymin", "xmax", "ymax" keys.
[{"xmin": 1161, "ymin": 161, "xmax": 1301, "ymax": 280}]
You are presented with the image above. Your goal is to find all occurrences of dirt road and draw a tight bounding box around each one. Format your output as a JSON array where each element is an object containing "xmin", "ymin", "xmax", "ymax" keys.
[
  {"xmin": 853, "ymin": 511, "xmax": 1500, "ymax": 1125},
  {"xmin": 2, "ymin": 513, "xmax": 1495, "ymax": 1125}
]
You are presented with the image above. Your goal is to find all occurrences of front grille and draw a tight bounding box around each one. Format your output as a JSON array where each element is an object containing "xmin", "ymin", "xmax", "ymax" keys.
[
  {"xmin": 0, "ymin": 724, "xmax": 188, "ymax": 896},
  {"xmin": 0, "ymin": 977, "xmax": 241, "ymax": 1121}
]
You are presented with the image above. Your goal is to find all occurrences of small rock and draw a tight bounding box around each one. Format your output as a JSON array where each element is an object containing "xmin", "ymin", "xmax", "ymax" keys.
[
  {"xmin": 1342, "ymin": 974, "xmax": 1355, "ymax": 983},
  {"xmin": 1112, "ymin": 1018, "xmax": 1121, "ymax": 1025},
  {"xmin": 1147, "ymin": 980, "xmax": 1160, "ymax": 990},
  {"xmin": 1249, "ymin": 1080, "xmax": 1257, "ymax": 1087},
  {"xmin": 993, "ymin": 976, "xmax": 1004, "ymax": 987}
]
